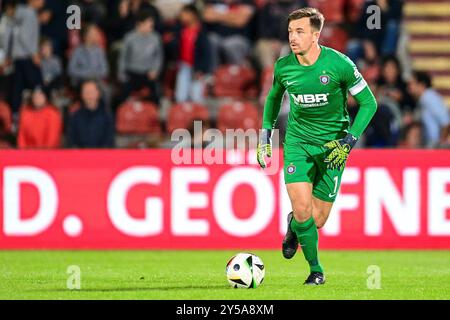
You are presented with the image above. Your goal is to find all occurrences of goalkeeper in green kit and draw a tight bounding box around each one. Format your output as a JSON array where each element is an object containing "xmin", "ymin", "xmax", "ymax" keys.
[{"xmin": 257, "ymin": 7, "xmax": 377, "ymax": 285}]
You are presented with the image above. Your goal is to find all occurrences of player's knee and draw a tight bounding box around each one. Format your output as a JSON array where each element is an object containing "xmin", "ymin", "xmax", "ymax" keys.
[
  {"xmin": 315, "ymin": 219, "xmax": 326, "ymax": 229},
  {"xmin": 292, "ymin": 203, "xmax": 313, "ymax": 222},
  {"xmin": 314, "ymin": 212, "xmax": 330, "ymax": 229}
]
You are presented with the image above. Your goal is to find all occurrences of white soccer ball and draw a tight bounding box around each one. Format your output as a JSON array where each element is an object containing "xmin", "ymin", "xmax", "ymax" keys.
[{"xmin": 226, "ymin": 253, "xmax": 265, "ymax": 289}]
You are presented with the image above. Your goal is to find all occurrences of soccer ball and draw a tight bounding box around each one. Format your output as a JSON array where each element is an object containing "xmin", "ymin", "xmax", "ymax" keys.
[{"xmin": 226, "ymin": 253, "xmax": 265, "ymax": 289}]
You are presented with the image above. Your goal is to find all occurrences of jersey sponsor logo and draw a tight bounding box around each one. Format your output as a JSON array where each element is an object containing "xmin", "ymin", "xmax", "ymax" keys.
[{"xmin": 290, "ymin": 93, "xmax": 329, "ymax": 107}]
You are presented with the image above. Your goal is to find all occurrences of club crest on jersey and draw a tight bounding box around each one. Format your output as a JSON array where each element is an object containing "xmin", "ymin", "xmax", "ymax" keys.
[
  {"xmin": 320, "ymin": 75, "xmax": 329, "ymax": 85},
  {"xmin": 286, "ymin": 164, "xmax": 296, "ymax": 174}
]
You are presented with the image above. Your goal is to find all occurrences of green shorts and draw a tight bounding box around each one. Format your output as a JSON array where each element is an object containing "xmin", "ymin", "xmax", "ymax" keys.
[{"xmin": 283, "ymin": 142, "xmax": 344, "ymax": 202}]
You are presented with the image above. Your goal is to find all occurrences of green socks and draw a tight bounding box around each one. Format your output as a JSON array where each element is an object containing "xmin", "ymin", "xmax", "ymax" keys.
[{"xmin": 290, "ymin": 215, "xmax": 324, "ymax": 273}]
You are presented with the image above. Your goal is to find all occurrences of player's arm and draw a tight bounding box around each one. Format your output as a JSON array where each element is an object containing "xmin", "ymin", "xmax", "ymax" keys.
[
  {"xmin": 324, "ymin": 58, "xmax": 377, "ymax": 170},
  {"xmin": 348, "ymin": 84, "xmax": 377, "ymax": 138},
  {"xmin": 257, "ymin": 64, "xmax": 286, "ymax": 168}
]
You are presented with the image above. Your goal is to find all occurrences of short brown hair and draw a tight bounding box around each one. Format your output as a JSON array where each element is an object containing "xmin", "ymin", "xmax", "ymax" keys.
[{"xmin": 288, "ymin": 7, "xmax": 325, "ymax": 32}]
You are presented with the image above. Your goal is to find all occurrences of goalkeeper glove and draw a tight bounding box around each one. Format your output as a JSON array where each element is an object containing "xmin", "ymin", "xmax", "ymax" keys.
[
  {"xmin": 323, "ymin": 133, "xmax": 358, "ymax": 171},
  {"xmin": 257, "ymin": 129, "xmax": 272, "ymax": 169}
]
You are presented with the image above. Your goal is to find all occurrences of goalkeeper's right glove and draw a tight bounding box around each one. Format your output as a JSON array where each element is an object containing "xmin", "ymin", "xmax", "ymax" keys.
[{"xmin": 257, "ymin": 129, "xmax": 272, "ymax": 169}]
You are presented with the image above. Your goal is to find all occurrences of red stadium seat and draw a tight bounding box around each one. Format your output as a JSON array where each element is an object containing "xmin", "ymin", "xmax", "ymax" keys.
[
  {"xmin": 308, "ymin": 0, "xmax": 345, "ymax": 24},
  {"xmin": 361, "ymin": 64, "xmax": 381, "ymax": 85},
  {"xmin": 260, "ymin": 67, "xmax": 274, "ymax": 106},
  {"xmin": 0, "ymin": 101, "xmax": 12, "ymax": 134},
  {"xmin": 217, "ymin": 101, "xmax": 260, "ymax": 133},
  {"xmin": 166, "ymin": 102, "xmax": 209, "ymax": 134},
  {"xmin": 116, "ymin": 100, "xmax": 161, "ymax": 134},
  {"xmin": 163, "ymin": 64, "xmax": 178, "ymax": 100},
  {"xmin": 253, "ymin": 0, "xmax": 267, "ymax": 9},
  {"xmin": 213, "ymin": 65, "xmax": 258, "ymax": 98},
  {"xmin": 319, "ymin": 24, "xmax": 349, "ymax": 53},
  {"xmin": 348, "ymin": 0, "xmax": 366, "ymax": 23}
]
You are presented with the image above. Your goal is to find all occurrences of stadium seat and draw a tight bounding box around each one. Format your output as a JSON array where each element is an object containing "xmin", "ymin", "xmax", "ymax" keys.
[
  {"xmin": 217, "ymin": 101, "xmax": 261, "ymax": 133},
  {"xmin": 260, "ymin": 67, "xmax": 274, "ymax": 106},
  {"xmin": 0, "ymin": 101, "xmax": 12, "ymax": 134},
  {"xmin": 116, "ymin": 100, "xmax": 161, "ymax": 134},
  {"xmin": 361, "ymin": 64, "xmax": 381, "ymax": 85},
  {"xmin": 348, "ymin": 0, "xmax": 366, "ymax": 23},
  {"xmin": 319, "ymin": 24, "xmax": 349, "ymax": 53},
  {"xmin": 163, "ymin": 64, "xmax": 178, "ymax": 100},
  {"xmin": 253, "ymin": 0, "xmax": 267, "ymax": 9},
  {"xmin": 308, "ymin": 0, "xmax": 345, "ymax": 24},
  {"xmin": 213, "ymin": 65, "xmax": 258, "ymax": 98},
  {"xmin": 166, "ymin": 102, "xmax": 209, "ymax": 134}
]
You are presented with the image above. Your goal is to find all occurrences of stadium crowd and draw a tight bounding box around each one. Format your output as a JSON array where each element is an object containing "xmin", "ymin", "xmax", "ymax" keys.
[{"xmin": 0, "ymin": 0, "xmax": 448, "ymax": 149}]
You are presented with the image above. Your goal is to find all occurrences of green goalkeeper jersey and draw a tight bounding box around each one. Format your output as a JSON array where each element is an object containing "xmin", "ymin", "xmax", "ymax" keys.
[{"xmin": 263, "ymin": 45, "xmax": 375, "ymax": 146}]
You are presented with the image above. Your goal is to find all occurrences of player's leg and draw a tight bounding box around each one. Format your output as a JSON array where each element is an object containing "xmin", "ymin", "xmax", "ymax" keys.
[
  {"xmin": 312, "ymin": 196, "xmax": 334, "ymax": 229},
  {"xmin": 295, "ymin": 145, "xmax": 345, "ymax": 285},
  {"xmin": 287, "ymin": 182, "xmax": 313, "ymax": 223},
  {"xmin": 283, "ymin": 144, "xmax": 324, "ymax": 281},
  {"xmin": 281, "ymin": 145, "xmax": 314, "ymax": 259},
  {"xmin": 311, "ymin": 144, "xmax": 345, "ymax": 228},
  {"xmin": 282, "ymin": 182, "xmax": 312, "ymax": 259},
  {"xmin": 286, "ymin": 183, "xmax": 324, "ymax": 276}
]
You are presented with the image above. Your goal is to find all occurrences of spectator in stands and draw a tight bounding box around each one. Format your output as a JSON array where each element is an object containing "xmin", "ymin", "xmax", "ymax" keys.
[
  {"xmin": 68, "ymin": 80, "xmax": 115, "ymax": 148},
  {"xmin": 348, "ymin": 0, "xmax": 403, "ymax": 62},
  {"xmin": 0, "ymin": 0, "xmax": 16, "ymax": 102},
  {"xmin": 255, "ymin": 0, "xmax": 306, "ymax": 68},
  {"xmin": 73, "ymin": 0, "xmax": 107, "ymax": 26},
  {"xmin": 173, "ymin": 4, "xmax": 212, "ymax": 103},
  {"xmin": 408, "ymin": 71, "xmax": 450, "ymax": 148},
  {"xmin": 0, "ymin": 1, "xmax": 15, "ymax": 61},
  {"xmin": 355, "ymin": 40, "xmax": 381, "ymax": 85},
  {"xmin": 38, "ymin": 0, "xmax": 67, "ymax": 58},
  {"xmin": 377, "ymin": 55, "xmax": 414, "ymax": 114},
  {"xmin": 39, "ymin": 37, "xmax": 62, "ymax": 98},
  {"xmin": 153, "ymin": 0, "xmax": 195, "ymax": 22},
  {"xmin": 203, "ymin": 0, "xmax": 255, "ymax": 68},
  {"xmin": 17, "ymin": 87, "xmax": 61, "ymax": 148},
  {"xmin": 107, "ymin": 0, "xmax": 163, "ymax": 43},
  {"xmin": 68, "ymin": 24, "xmax": 109, "ymax": 88},
  {"xmin": 364, "ymin": 101, "xmax": 399, "ymax": 147},
  {"xmin": 397, "ymin": 121, "xmax": 424, "ymax": 149},
  {"xmin": 118, "ymin": 11, "xmax": 163, "ymax": 105},
  {"xmin": 7, "ymin": 0, "xmax": 44, "ymax": 115},
  {"xmin": 436, "ymin": 109, "xmax": 450, "ymax": 149}
]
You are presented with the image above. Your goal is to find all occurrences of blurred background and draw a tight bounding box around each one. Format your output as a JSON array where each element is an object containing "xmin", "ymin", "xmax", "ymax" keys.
[{"xmin": 0, "ymin": 0, "xmax": 448, "ymax": 150}]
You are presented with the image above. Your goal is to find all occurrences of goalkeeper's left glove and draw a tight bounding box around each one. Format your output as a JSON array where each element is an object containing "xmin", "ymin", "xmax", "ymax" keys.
[
  {"xmin": 257, "ymin": 129, "xmax": 272, "ymax": 169},
  {"xmin": 323, "ymin": 133, "xmax": 358, "ymax": 171}
]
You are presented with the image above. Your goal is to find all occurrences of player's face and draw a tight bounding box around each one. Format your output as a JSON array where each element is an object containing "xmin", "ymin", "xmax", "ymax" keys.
[{"xmin": 288, "ymin": 18, "xmax": 319, "ymax": 56}]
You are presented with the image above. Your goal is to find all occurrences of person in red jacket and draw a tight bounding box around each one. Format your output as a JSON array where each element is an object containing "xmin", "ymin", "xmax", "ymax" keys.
[{"xmin": 17, "ymin": 87, "xmax": 62, "ymax": 148}]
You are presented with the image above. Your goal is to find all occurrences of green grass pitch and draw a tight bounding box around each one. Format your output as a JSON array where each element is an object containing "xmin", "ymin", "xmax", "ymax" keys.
[{"xmin": 0, "ymin": 250, "xmax": 449, "ymax": 299}]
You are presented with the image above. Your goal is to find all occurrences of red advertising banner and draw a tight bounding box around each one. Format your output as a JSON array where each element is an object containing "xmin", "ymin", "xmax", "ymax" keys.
[{"xmin": 0, "ymin": 149, "xmax": 449, "ymax": 249}]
